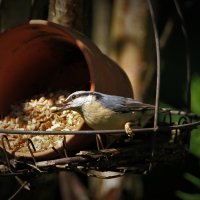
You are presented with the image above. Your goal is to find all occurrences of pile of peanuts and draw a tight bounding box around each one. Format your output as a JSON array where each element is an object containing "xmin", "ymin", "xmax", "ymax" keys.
[{"xmin": 0, "ymin": 90, "xmax": 83, "ymax": 153}]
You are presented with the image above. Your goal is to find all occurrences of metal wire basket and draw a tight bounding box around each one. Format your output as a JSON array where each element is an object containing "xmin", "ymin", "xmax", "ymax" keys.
[{"xmin": 0, "ymin": 109, "xmax": 199, "ymax": 178}]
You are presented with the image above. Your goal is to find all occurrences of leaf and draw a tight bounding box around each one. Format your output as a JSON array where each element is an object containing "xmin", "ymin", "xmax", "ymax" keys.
[
  {"xmin": 176, "ymin": 191, "xmax": 200, "ymax": 200},
  {"xmin": 191, "ymin": 75, "xmax": 200, "ymax": 114},
  {"xmin": 190, "ymin": 129, "xmax": 200, "ymax": 158},
  {"xmin": 184, "ymin": 173, "xmax": 200, "ymax": 189}
]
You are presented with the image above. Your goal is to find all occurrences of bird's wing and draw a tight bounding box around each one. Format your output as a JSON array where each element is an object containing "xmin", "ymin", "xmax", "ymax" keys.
[
  {"xmin": 118, "ymin": 99, "xmax": 155, "ymax": 113},
  {"xmin": 101, "ymin": 95, "xmax": 155, "ymax": 113},
  {"xmin": 113, "ymin": 98, "xmax": 171, "ymax": 114}
]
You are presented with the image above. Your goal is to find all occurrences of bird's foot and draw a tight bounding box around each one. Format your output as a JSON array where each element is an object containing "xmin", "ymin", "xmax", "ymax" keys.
[{"xmin": 125, "ymin": 122, "xmax": 135, "ymax": 137}]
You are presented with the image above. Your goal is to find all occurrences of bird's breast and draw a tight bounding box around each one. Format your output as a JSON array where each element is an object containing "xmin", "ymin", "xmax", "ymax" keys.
[{"xmin": 81, "ymin": 101, "xmax": 133, "ymax": 130}]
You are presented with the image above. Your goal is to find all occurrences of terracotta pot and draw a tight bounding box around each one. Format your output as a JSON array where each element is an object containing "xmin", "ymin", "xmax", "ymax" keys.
[{"xmin": 0, "ymin": 20, "xmax": 133, "ymax": 159}]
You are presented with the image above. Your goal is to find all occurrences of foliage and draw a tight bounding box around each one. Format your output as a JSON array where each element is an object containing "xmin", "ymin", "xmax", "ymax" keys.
[
  {"xmin": 176, "ymin": 75, "xmax": 200, "ymax": 200},
  {"xmin": 176, "ymin": 173, "xmax": 200, "ymax": 200},
  {"xmin": 190, "ymin": 75, "xmax": 200, "ymax": 157}
]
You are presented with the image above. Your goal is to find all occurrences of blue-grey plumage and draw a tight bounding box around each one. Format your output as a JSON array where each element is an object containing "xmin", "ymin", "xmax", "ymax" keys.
[{"xmin": 57, "ymin": 91, "xmax": 155, "ymax": 132}]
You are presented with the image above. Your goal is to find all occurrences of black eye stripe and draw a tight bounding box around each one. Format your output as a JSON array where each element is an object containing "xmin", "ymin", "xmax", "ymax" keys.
[{"xmin": 71, "ymin": 95, "xmax": 76, "ymax": 100}]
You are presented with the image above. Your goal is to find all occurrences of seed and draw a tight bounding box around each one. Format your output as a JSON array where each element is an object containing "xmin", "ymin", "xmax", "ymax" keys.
[{"xmin": 0, "ymin": 90, "xmax": 83, "ymax": 154}]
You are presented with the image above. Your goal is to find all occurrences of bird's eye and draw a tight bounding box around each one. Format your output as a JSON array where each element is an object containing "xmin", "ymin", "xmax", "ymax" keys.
[{"xmin": 71, "ymin": 95, "xmax": 76, "ymax": 100}]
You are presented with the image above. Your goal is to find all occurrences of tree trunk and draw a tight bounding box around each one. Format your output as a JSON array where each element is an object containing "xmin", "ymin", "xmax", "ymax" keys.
[
  {"xmin": 48, "ymin": 0, "xmax": 91, "ymax": 35},
  {"xmin": 110, "ymin": 0, "xmax": 156, "ymax": 102}
]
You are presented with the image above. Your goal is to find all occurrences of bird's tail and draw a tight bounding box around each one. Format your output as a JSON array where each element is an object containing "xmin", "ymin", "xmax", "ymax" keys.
[{"xmin": 159, "ymin": 108, "xmax": 200, "ymax": 120}]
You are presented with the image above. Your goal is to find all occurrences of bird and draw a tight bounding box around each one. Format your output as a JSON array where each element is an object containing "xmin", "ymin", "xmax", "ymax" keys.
[{"xmin": 55, "ymin": 91, "xmax": 157, "ymax": 136}]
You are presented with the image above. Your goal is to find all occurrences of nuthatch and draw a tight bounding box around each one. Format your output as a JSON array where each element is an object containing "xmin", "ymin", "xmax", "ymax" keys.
[{"xmin": 56, "ymin": 91, "xmax": 156, "ymax": 135}]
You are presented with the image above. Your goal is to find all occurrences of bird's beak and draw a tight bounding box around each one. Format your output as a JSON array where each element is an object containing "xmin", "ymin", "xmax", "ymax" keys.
[{"xmin": 52, "ymin": 102, "xmax": 71, "ymax": 112}]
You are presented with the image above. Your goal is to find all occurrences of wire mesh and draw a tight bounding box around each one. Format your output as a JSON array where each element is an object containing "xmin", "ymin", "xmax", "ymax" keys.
[{"xmin": 0, "ymin": 109, "xmax": 199, "ymax": 177}]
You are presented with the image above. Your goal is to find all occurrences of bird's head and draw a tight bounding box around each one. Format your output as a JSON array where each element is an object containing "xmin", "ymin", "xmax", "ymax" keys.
[{"xmin": 56, "ymin": 91, "xmax": 97, "ymax": 113}]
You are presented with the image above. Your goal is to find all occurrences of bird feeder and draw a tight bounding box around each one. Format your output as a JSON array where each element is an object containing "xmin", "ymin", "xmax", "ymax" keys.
[
  {"xmin": 0, "ymin": 9, "xmax": 199, "ymax": 180},
  {"xmin": 0, "ymin": 20, "xmax": 133, "ymax": 160}
]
